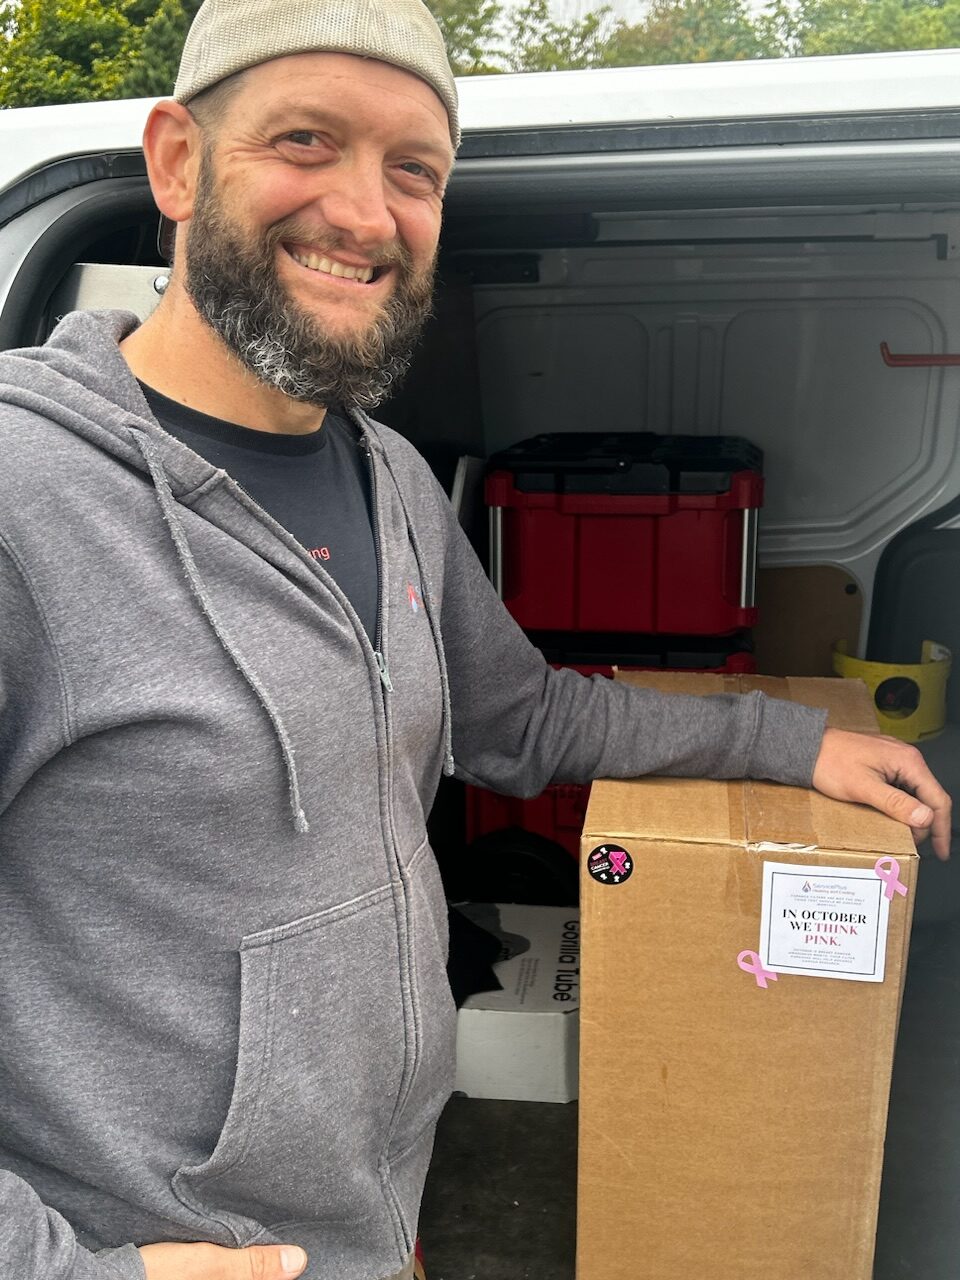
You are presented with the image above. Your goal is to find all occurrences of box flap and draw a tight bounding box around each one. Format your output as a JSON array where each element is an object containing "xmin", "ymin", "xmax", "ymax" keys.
[{"xmin": 583, "ymin": 672, "xmax": 915, "ymax": 858}]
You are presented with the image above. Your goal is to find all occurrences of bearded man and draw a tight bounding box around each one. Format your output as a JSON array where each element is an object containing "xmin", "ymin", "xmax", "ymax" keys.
[{"xmin": 0, "ymin": 2, "xmax": 950, "ymax": 1280}]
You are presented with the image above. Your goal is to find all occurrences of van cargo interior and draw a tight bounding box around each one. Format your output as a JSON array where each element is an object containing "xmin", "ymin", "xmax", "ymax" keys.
[{"xmin": 18, "ymin": 124, "xmax": 960, "ymax": 667}]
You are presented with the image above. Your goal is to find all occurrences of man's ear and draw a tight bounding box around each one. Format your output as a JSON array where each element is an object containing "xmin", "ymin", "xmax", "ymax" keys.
[{"xmin": 142, "ymin": 99, "xmax": 204, "ymax": 224}]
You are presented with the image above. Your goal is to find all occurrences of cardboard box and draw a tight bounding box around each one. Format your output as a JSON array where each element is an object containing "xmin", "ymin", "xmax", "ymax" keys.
[
  {"xmin": 577, "ymin": 673, "xmax": 917, "ymax": 1280},
  {"xmin": 454, "ymin": 903, "xmax": 580, "ymax": 1103}
]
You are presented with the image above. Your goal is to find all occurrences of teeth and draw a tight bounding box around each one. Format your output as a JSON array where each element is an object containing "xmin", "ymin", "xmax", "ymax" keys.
[{"xmin": 290, "ymin": 249, "xmax": 374, "ymax": 283}]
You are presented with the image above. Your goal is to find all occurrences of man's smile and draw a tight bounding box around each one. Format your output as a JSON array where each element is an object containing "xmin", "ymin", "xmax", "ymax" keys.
[{"xmin": 283, "ymin": 243, "xmax": 383, "ymax": 285}]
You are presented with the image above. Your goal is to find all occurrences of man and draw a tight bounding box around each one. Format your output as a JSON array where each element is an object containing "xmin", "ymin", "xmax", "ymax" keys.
[{"xmin": 0, "ymin": 2, "xmax": 950, "ymax": 1279}]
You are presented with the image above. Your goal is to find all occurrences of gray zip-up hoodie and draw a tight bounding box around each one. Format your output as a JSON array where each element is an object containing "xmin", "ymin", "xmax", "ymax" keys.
[{"xmin": 0, "ymin": 310, "xmax": 826, "ymax": 1280}]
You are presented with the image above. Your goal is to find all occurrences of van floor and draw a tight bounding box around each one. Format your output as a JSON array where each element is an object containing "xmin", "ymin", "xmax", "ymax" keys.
[{"xmin": 419, "ymin": 913, "xmax": 960, "ymax": 1279}]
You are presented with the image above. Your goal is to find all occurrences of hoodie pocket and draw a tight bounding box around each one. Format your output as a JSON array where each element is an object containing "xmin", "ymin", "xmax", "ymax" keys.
[{"xmin": 172, "ymin": 885, "xmax": 407, "ymax": 1244}]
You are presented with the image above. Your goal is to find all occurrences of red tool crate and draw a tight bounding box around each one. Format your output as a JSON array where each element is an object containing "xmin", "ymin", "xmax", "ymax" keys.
[
  {"xmin": 466, "ymin": 782, "xmax": 590, "ymax": 861},
  {"xmin": 465, "ymin": 643, "xmax": 757, "ymax": 859},
  {"xmin": 486, "ymin": 433, "xmax": 762, "ymax": 636}
]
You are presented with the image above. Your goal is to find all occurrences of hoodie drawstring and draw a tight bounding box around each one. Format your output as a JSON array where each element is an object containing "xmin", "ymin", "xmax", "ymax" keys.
[{"xmin": 129, "ymin": 429, "xmax": 310, "ymax": 834}]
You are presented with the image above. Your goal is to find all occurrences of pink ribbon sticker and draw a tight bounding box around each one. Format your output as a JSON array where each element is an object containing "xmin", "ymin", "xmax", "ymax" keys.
[
  {"xmin": 737, "ymin": 950, "xmax": 779, "ymax": 989},
  {"xmin": 874, "ymin": 856, "xmax": 909, "ymax": 901},
  {"xmin": 609, "ymin": 850, "xmax": 629, "ymax": 877}
]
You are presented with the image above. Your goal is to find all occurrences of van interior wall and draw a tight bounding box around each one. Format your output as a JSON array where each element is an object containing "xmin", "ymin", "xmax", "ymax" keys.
[
  {"xmin": 442, "ymin": 215, "xmax": 960, "ymax": 669},
  {"xmin": 375, "ymin": 269, "xmax": 486, "ymax": 494},
  {"xmin": 40, "ymin": 199, "xmax": 960, "ymax": 683}
]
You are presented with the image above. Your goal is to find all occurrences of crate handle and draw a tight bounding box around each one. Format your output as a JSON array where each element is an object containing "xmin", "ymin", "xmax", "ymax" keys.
[
  {"xmin": 740, "ymin": 508, "xmax": 759, "ymax": 610},
  {"xmin": 489, "ymin": 506, "xmax": 504, "ymax": 598},
  {"xmin": 881, "ymin": 341, "xmax": 960, "ymax": 367}
]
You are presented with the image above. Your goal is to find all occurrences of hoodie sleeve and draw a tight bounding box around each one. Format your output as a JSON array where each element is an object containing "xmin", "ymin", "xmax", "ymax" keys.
[
  {"xmin": 423, "ymin": 470, "xmax": 827, "ymax": 795},
  {"xmin": 0, "ymin": 529, "xmax": 74, "ymax": 808},
  {"xmin": 0, "ymin": 1171, "xmax": 144, "ymax": 1279},
  {"xmin": 0, "ymin": 550, "xmax": 144, "ymax": 1280}
]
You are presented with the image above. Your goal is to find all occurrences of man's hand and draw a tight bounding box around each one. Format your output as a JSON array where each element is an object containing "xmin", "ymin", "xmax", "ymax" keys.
[
  {"xmin": 812, "ymin": 727, "xmax": 952, "ymax": 859},
  {"xmin": 140, "ymin": 1242, "xmax": 308, "ymax": 1280}
]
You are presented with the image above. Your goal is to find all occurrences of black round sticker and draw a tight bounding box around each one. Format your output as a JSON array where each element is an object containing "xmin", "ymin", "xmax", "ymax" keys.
[{"xmin": 587, "ymin": 844, "xmax": 634, "ymax": 885}]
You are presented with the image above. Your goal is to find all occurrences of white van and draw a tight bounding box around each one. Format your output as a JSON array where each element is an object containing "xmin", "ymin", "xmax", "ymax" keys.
[{"xmin": 2, "ymin": 48, "xmax": 957, "ymax": 827}]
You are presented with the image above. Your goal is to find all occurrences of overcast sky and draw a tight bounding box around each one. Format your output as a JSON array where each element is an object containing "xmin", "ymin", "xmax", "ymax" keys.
[{"xmin": 550, "ymin": 0, "xmax": 648, "ymax": 22}]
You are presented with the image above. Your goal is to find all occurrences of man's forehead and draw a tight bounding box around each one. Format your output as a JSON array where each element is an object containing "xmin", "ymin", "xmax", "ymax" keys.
[
  {"xmin": 219, "ymin": 50, "xmax": 452, "ymax": 143},
  {"xmin": 224, "ymin": 53, "xmax": 455, "ymax": 157}
]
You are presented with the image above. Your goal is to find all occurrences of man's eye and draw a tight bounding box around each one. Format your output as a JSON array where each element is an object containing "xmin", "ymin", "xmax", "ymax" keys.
[
  {"xmin": 398, "ymin": 161, "xmax": 437, "ymax": 185},
  {"xmin": 284, "ymin": 131, "xmax": 319, "ymax": 147}
]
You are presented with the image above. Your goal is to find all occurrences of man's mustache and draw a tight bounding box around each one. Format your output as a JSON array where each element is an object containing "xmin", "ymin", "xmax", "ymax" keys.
[{"xmin": 267, "ymin": 220, "xmax": 414, "ymax": 272}]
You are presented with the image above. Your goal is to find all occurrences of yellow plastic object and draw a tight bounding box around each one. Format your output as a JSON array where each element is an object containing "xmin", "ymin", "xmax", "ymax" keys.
[{"xmin": 832, "ymin": 640, "xmax": 952, "ymax": 742}]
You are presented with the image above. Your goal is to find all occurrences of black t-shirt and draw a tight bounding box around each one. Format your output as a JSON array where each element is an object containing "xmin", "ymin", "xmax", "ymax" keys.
[{"xmin": 140, "ymin": 384, "xmax": 379, "ymax": 642}]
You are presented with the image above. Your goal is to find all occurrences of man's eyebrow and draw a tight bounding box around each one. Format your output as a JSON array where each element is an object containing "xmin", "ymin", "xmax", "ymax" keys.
[
  {"xmin": 257, "ymin": 101, "xmax": 454, "ymax": 166},
  {"xmin": 257, "ymin": 101, "xmax": 345, "ymax": 130}
]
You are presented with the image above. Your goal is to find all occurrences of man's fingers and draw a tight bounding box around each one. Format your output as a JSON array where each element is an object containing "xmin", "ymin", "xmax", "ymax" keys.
[
  {"xmin": 139, "ymin": 1241, "xmax": 308, "ymax": 1280},
  {"xmin": 869, "ymin": 779, "xmax": 932, "ymax": 829},
  {"xmin": 880, "ymin": 742, "xmax": 953, "ymax": 859},
  {"xmin": 811, "ymin": 727, "xmax": 952, "ymax": 860},
  {"xmin": 242, "ymin": 1246, "xmax": 308, "ymax": 1280}
]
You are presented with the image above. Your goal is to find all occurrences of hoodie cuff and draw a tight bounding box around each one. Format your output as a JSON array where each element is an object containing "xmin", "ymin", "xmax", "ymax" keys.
[
  {"xmin": 747, "ymin": 695, "xmax": 829, "ymax": 788},
  {"xmin": 95, "ymin": 1244, "xmax": 146, "ymax": 1279}
]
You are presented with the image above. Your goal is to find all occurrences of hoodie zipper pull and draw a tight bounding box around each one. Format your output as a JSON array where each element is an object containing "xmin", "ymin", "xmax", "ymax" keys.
[{"xmin": 374, "ymin": 651, "xmax": 394, "ymax": 693}]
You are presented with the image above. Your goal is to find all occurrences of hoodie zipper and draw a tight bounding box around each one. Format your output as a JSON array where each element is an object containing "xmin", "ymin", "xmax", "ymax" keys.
[
  {"xmin": 375, "ymin": 650, "xmax": 394, "ymax": 693},
  {"xmin": 364, "ymin": 442, "xmax": 392, "ymax": 693},
  {"xmin": 362, "ymin": 433, "xmax": 425, "ymax": 1254}
]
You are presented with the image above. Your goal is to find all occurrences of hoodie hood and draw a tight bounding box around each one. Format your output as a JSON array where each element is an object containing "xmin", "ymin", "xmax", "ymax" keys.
[
  {"xmin": 0, "ymin": 309, "xmax": 212, "ymax": 491},
  {"xmin": 0, "ymin": 310, "xmax": 320, "ymax": 831}
]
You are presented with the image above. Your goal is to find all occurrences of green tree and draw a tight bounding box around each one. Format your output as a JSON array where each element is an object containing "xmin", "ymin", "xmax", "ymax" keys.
[
  {"xmin": 505, "ymin": 0, "xmax": 617, "ymax": 71},
  {"xmin": 1, "ymin": 0, "xmax": 136, "ymax": 106},
  {"xmin": 424, "ymin": 0, "xmax": 503, "ymax": 73},
  {"xmin": 605, "ymin": 0, "xmax": 776, "ymax": 66},
  {"xmin": 763, "ymin": 0, "xmax": 960, "ymax": 54},
  {"xmin": 9, "ymin": 0, "xmax": 960, "ymax": 111},
  {"xmin": 111, "ymin": 0, "xmax": 202, "ymax": 99},
  {"xmin": 0, "ymin": 0, "xmax": 179, "ymax": 107}
]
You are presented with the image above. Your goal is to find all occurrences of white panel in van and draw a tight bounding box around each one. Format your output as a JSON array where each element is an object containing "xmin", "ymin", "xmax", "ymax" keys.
[
  {"xmin": 473, "ymin": 235, "xmax": 960, "ymax": 608},
  {"xmin": 477, "ymin": 308, "xmax": 648, "ymax": 439},
  {"xmin": 721, "ymin": 302, "xmax": 939, "ymax": 537}
]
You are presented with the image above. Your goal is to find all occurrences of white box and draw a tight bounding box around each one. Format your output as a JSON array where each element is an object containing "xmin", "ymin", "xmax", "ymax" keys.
[{"xmin": 453, "ymin": 904, "xmax": 580, "ymax": 1103}]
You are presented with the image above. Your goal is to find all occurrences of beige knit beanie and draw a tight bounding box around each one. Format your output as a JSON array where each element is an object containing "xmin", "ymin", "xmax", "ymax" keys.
[{"xmin": 174, "ymin": 0, "xmax": 460, "ymax": 146}]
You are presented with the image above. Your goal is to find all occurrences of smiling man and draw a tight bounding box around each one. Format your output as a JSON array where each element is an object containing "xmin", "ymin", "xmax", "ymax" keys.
[
  {"xmin": 124, "ymin": 30, "xmax": 453, "ymax": 428},
  {"xmin": 0, "ymin": 3, "xmax": 951, "ymax": 1280}
]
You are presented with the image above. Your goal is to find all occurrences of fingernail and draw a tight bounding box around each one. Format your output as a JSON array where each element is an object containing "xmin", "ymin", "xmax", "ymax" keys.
[
  {"xmin": 280, "ymin": 1246, "xmax": 307, "ymax": 1275},
  {"xmin": 911, "ymin": 804, "xmax": 933, "ymax": 825}
]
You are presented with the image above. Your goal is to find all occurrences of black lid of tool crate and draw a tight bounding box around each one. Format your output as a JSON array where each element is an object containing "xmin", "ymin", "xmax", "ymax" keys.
[
  {"xmin": 529, "ymin": 630, "xmax": 754, "ymax": 669},
  {"xmin": 487, "ymin": 432, "xmax": 762, "ymax": 495}
]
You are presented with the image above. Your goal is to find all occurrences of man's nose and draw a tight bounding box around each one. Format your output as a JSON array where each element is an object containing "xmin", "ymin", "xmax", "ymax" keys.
[{"xmin": 317, "ymin": 158, "xmax": 398, "ymax": 250}]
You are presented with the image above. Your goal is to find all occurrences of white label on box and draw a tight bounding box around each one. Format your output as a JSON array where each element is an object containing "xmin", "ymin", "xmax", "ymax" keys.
[{"xmin": 758, "ymin": 861, "xmax": 890, "ymax": 982}]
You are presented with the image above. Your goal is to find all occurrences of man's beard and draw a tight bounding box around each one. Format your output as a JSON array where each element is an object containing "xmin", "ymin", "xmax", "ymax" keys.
[{"xmin": 183, "ymin": 158, "xmax": 436, "ymax": 410}]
